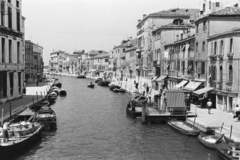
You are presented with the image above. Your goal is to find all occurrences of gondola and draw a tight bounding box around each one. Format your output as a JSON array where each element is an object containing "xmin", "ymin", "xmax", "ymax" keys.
[
  {"xmin": 168, "ymin": 120, "xmax": 200, "ymax": 136},
  {"xmin": 0, "ymin": 122, "xmax": 43, "ymax": 154},
  {"xmin": 35, "ymin": 106, "xmax": 57, "ymax": 131},
  {"xmin": 215, "ymin": 135, "xmax": 240, "ymax": 160}
]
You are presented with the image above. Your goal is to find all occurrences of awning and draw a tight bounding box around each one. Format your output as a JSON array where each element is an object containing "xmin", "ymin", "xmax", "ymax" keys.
[
  {"xmin": 152, "ymin": 76, "xmax": 159, "ymax": 81},
  {"xmin": 193, "ymin": 87, "xmax": 214, "ymax": 96},
  {"xmin": 166, "ymin": 90, "xmax": 186, "ymax": 108},
  {"xmin": 184, "ymin": 81, "xmax": 202, "ymax": 91},
  {"xmin": 155, "ymin": 75, "xmax": 167, "ymax": 82},
  {"xmin": 174, "ymin": 80, "xmax": 188, "ymax": 89}
]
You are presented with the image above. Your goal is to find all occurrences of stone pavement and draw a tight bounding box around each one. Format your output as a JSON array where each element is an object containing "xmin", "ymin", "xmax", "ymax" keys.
[
  {"xmin": 0, "ymin": 81, "xmax": 52, "ymax": 123},
  {"xmin": 187, "ymin": 104, "xmax": 240, "ymax": 142}
]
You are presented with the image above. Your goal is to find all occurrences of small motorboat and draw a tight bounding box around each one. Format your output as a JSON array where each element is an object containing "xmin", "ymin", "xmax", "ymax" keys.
[
  {"xmin": 87, "ymin": 83, "xmax": 95, "ymax": 88},
  {"xmin": 35, "ymin": 106, "xmax": 57, "ymax": 131},
  {"xmin": 168, "ymin": 120, "xmax": 200, "ymax": 136},
  {"xmin": 215, "ymin": 135, "xmax": 240, "ymax": 160},
  {"xmin": 0, "ymin": 121, "xmax": 43, "ymax": 154},
  {"xmin": 198, "ymin": 133, "xmax": 221, "ymax": 149},
  {"xmin": 59, "ymin": 89, "xmax": 67, "ymax": 96}
]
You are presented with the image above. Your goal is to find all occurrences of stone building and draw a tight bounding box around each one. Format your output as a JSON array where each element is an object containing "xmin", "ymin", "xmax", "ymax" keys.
[{"xmin": 0, "ymin": 0, "xmax": 25, "ymax": 103}]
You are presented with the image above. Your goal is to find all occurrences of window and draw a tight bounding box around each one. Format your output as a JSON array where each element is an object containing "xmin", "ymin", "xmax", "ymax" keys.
[
  {"xmin": 18, "ymin": 72, "xmax": 21, "ymax": 94},
  {"xmin": 17, "ymin": 11, "xmax": 20, "ymax": 31},
  {"xmin": 220, "ymin": 40, "xmax": 224, "ymax": 55},
  {"xmin": 203, "ymin": 21, "xmax": 206, "ymax": 31},
  {"xmin": 196, "ymin": 42, "xmax": 198, "ymax": 52},
  {"xmin": 34, "ymin": 55, "xmax": 37, "ymax": 59},
  {"xmin": 10, "ymin": 72, "xmax": 13, "ymax": 96},
  {"xmin": 209, "ymin": 1, "xmax": 211, "ymax": 9},
  {"xmin": 229, "ymin": 65, "xmax": 233, "ymax": 82},
  {"xmin": 16, "ymin": 0, "xmax": 19, "ymax": 8},
  {"xmin": 2, "ymin": 38, "xmax": 5, "ymax": 63},
  {"xmin": 182, "ymin": 61, "xmax": 185, "ymax": 74},
  {"xmin": 216, "ymin": 2, "xmax": 220, "ymax": 7},
  {"xmin": 230, "ymin": 38, "xmax": 233, "ymax": 53},
  {"xmin": 181, "ymin": 33, "xmax": 183, "ymax": 40},
  {"xmin": 8, "ymin": 7, "xmax": 12, "ymax": 29},
  {"xmin": 214, "ymin": 41, "xmax": 217, "ymax": 55},
  {"xmin": 220, "ymin": 66, "xmax": 223, "ymax": 82},
  {"xmin": 9, "ymin": 40, "xmax": 12, "ymax": 63},
  {"xmin": 1, "ymin": 3, "xmax": 4, "ymax": 25},
  {"xmin": 203, "ymin": 3, "xmax": 206, "ymax": 12},
  {"xmin": 196, "ymin": 24, "xmax": 199, "ymax": 33},
  {"xmin": 202, "ymin": 41, "xmax": 205, "ymax": 51},
  {"xmin": 0, "ymin": 72, "xmax": 7, "ymax": 98},
  {"xmin": 17, "ymin": 41, "xmax": 20, "ymax": 63}
]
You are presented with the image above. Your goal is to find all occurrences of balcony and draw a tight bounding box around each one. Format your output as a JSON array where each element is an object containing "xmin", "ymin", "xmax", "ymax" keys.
[
  {"xmin": 227, "ymin": 53, "xmax": 234, "ymax": 60},
  {"xmin": 218, "ymin": 54, "xmax": 224, "ymax": 61},
  {"xmin": 209, "ymin": 54, "xmax": 217, "ymax": 61},
  {"xmin": 0, "ymin": 63, "xmax": 24, "ymax": 71}
]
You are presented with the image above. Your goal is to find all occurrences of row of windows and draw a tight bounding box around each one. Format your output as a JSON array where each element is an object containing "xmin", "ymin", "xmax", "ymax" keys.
[
  {"xmin": 1, "ymin": 38, "xmax": 20, "ymax": 63},
  {"xmin": 209, "ymin": 65, "xmax": 233, "ymax": 82}
]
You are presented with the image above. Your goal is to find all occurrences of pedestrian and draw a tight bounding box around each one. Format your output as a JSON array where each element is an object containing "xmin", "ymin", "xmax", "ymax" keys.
[
  {"xmin": 2, "ymin": 122, "xmax": 10, "ymax": 141},
  {"xmin": 146, "ymin": 85, "xmax": 149, "ymax": 95},
  {"xmin": 135, "ymin": 82, "xmax": 139, "ymax": 89},
  {"xmin": 233, "ymin": 104, "xmax": 240, "ymax": 120},
  {"xmin": 23, "ymin": 87, "xmax": 26, "ymax": 95},
  {"xmin": 207, "ymin": 99, "xmax": 212, "ymax": 114}
]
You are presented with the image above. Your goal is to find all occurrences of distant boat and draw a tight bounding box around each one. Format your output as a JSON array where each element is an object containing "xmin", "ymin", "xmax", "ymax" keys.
[
  {"xmin": 59, "ymin": 89, "xmax": 67, "ymax": 96},
  {"xmin": 77, "ymin": 75, "xmax": 86, "ymax": 79},
  {"xmin": 168, "ymin": 120, "xmax": 200, "ymax": 136},
  {"xmin": 87, "ymin": 83, "xmax": 95, "ymax": 88}
]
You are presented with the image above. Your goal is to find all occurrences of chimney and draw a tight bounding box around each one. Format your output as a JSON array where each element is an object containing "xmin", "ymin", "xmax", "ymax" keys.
[
  {"xmin": 138, "ymin": 19, "xmax": 141, "ymax": 23},
  {"xmin": 143, "ymin": 14, "xmax": 147, "ymax": 19}
]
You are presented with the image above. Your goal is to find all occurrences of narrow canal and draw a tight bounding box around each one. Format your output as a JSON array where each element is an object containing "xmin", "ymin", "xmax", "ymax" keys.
[{"xmin": 14, "ymin": 76, "xmax": 220, "ymax": 160}]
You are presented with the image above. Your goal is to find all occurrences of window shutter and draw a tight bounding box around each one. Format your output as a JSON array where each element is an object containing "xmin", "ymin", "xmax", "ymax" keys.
[
  {"xmin": 216, "ymin": 41, "xmax": 218, "ymax": 55},
  {"xmin": 227, "ymin": 38, "xmax": 230, "ymax": 53}
]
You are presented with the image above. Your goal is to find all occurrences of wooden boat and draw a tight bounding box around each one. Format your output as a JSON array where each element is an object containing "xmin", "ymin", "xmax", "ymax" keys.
[
  {"xmin": 215, "ymin": 135, "xmax": 240, "ymax": 160},
  {"xmin": 35, "ymin": 106, "xmax": 57, "ymax": 131},
  {"xmin": 198, "ymin": 134, "xmax": 221, "ymax": 149},
  {"xmin": 52, "ymin": 82, "xmax": 62, "ymax": 88},
  {"xmin": 47, "ymin": 92, "xmax": 57, "ymax": 104},
  {"xmin": 113, "ymin": 88, "xmax": 125, "ymax": 93},
  {"xmin": 109, "ymin": 84, "xmax": 121, "ymax": 90},
  {"xmin": 98, "ymin": 80, "xmax": 110, "ymax": 87},
  {"xmin": 198, "ymin": 122, "xmax": 224, "ymax": 149},
  {"xmin": 77, "ymin": 75, "xmax": 86, "ymax": 79},
  {"xmin": 87, "ymin": 84, "xmax": 95, "ymax": 88},
  {"xmin": 168, "ymin": 120, "xmax": 200, "ymax": 136},
  {"xmin": 59, "ymin": 89, "xmax": 67, "ymax": 96},
  {"xmin": 0, "ymin": 122, "xmax": 43, "ymax": 154}
]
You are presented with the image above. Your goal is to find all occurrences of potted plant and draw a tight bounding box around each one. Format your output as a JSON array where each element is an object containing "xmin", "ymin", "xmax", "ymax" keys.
[{"xmin": 218, "ymin": 54, "xmax": 224, "ymax": 60}]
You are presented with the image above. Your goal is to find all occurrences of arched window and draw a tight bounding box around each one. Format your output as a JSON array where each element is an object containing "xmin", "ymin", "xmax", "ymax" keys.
[
  {"xmin": 229, "ymin": 65, "xmax": 233, "ymax": 82},
  {"xmin": 220, "ymin": 66, "xmax": 223, "ymax": 82}
]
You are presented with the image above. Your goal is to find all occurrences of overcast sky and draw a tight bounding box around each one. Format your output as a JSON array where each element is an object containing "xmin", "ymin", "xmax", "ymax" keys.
[{"xmin": 22, "ymin": 0, "xmax": 199, "ymax": 65}]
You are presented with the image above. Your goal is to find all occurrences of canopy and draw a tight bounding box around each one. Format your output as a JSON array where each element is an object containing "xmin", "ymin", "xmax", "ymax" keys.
[
  {"xmin": 152, "ymin": 76, "xmax": 159, "ymax": 81},
  {"xmin": 166, "ymin": 90, "xmax": 186, "ymax": 108},
  {"xmin": 193, "ymin": 87, "xmax": 214, "ymax": 96},
  {"xmin": 154, "ymin": 75, "xmax": 167, "ymax": 82},
  {"xmin": 184, "ymin": 81, "xmax": 202, "ymax": 91},
  {"xmin": 174, "ymin": 80, "xmax": 188, "ymax": 89}
]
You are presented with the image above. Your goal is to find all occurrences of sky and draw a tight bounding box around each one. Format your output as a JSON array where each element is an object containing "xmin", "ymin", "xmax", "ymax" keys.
[{"xmin": 22, "ymin": 0, "xmax": 199, "ymax": 65}]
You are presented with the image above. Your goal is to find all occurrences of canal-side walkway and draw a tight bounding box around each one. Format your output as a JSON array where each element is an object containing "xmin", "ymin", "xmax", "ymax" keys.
[{"xmin": 0, "ymin": 81, "xmax": 52, "ymax": 122}]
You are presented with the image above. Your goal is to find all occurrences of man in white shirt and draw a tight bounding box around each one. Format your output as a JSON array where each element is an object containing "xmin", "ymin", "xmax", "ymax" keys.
[{"xmin": 207, "ymin": 99, "xmax": 212, "ymax": 114}]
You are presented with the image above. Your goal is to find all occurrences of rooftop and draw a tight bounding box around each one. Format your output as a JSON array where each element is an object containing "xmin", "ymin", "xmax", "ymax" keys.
[{"xmin": 137, "ymin": 8, "xmax": 199, "ymax": 27}]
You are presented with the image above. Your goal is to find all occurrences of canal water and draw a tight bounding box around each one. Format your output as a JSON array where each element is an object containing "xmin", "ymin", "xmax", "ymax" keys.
[{"xmin": 12, "ymin": 76, "xmax": 220, "ymax": 160}]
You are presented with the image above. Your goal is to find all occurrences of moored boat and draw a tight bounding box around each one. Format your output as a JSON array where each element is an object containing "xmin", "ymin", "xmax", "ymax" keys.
[
  {"xmin": 77, "ymin": 75, "xmax": 86, "ymax": 79},
  {"xmin": 0, "ymin": 122, "xmax": 43, "ymax": 154},
  {"xmin": 215, "ymin": 135, "xmax": 240, "ymax": 160},
  {"xmin": 109, "ymin": 83, "xmax": 121, "ymax": 90},
  {"xmin": 168, "ymin": 120, "xmax": 200, "ymax": 136},
  {"xmin": 98, "ymin": 80, "xmax": 110, "ymax": 87},
  {"xmin": 35, "ymin": 106, "xmax": 57, "ymax": 131},
  {"xmin": 59, "ymin": 89, "xmax": 67, "ymax": 96},
  {"xmin": 87, "ymin": 83, "xmax": 95, "ymax": 88},
  {"xmin": 198, "ymin": 134, "xmax": 221, "ymax": 149},
  {"xmin": 113, "ymin": 88, "xmax": 126, "ymax": 93}
]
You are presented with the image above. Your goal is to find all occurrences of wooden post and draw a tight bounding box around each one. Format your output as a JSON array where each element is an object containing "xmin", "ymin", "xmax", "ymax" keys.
[
  {"xmin": 142, "ymin": 102, "xmax": 147, "ymax": 124},
  {"xmin": 220, "ymin": 122, "xmax": 224, "ymax": 135},
  {"xmin": 229, "ymin": 125, "xmax": 232, "ymax": 140},
  {"xmin": 9, "ymin": 103, "xmax": 12, "ymax": 119}
]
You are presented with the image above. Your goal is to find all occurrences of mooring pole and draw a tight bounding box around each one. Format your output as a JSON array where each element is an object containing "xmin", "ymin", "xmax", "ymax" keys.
[
  {"xmin": 9, "ymin": 103, "xmax": 12, "ymax": 120},
  {"xmin": 142, "ymin": 102, "xmax": 147, "ymax": 124}
]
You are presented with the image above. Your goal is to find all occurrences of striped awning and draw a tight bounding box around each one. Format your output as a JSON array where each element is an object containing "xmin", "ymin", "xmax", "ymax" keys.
[
  {"xmin": 193, "ymin": 87, "xmax": 214, "ymax": 96},
  {"xmin": 166, "ymin": 90, "xmax": 186, "ymax": 108},
  {"xmin": 174, "ymin": 80, "xmax": 188, "ymax": 89},
  {"xmin": 184, "ymin": 81, "xmax": 202, "ymax": 91}
]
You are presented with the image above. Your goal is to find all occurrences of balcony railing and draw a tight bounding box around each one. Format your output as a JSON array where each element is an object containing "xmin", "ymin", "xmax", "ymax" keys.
[{"xmin": 227, "ymin": 53, "xmax": 234, "ymax": 60}]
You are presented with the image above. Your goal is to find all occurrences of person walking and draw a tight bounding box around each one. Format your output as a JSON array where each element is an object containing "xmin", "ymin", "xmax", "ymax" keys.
[
  {"xmin": 207, "ymin": 99, "xmax": 212, "ymax": 114},
  {"xmin": 233, "ymin": 104, "xmax": 240, "ymax": 120}
]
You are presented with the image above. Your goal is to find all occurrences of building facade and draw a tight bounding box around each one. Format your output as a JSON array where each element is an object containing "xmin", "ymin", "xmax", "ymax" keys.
[{"xmin": 0, "ymin": 0, "xmax": 25, "ymax": 103}]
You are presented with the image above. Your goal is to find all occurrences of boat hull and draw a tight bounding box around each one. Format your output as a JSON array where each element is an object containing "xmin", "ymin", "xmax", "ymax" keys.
[
  {"xmin": 168, "ymin": 120, "xmax": 200, "ymax": 136},
  {"xmin": 0, "ymin": 125, "xmax": 43, "ymax": 153},
  {"xmin": 198, "ymin": 134, "xmax": 220, "ymax": 149}
]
